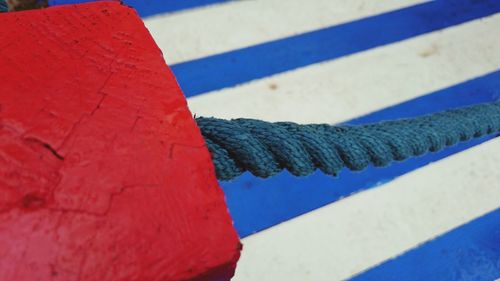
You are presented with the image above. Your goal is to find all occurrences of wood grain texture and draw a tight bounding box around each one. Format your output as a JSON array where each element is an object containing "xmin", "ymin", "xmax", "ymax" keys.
[{"xmin": 0, "ymin": 2, "xmax": 240, "ymax": 281}]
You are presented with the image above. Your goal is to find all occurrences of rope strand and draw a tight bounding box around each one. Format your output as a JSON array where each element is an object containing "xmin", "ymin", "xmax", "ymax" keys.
[
  {"xmin": 196, "ymin": 101, "xmax": 500, "ymax": 180},
  {"xmin": 0, "ymin": 0, "xmax": 8, "ymax": 12}
]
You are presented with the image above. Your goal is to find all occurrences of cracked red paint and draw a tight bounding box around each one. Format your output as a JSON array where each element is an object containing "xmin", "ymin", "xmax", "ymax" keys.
[{"xmin": 0, "ymin": 3, "xmax": 241, "ymax": 281}]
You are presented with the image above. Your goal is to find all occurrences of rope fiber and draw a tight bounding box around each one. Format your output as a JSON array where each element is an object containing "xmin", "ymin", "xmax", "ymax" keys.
[
  {"xmin": 196, "ymin": 101, "xmax": 500, "ymax": 180},
  {"xmin": 0, "ymin": 0, "xmax": 8, "ymax": 12}
]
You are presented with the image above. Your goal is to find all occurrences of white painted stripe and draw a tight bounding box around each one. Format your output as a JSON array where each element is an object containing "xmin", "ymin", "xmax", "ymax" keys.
[
  {"xmin": 145, "ymin": 0, "xmax": 428, "ymax": 64},
  {"xmin": 187, "ymin": 14, "xmax": 500, "ymax": 124},
  {"xmin": 233, "ymin": 139, "xmax": 500, "ymax": 281}
]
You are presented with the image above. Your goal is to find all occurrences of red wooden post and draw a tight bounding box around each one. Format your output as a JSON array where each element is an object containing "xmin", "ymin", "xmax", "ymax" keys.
[{"xmin": 0, "ymin": 2, "xmax": 241, "ymax": 280}]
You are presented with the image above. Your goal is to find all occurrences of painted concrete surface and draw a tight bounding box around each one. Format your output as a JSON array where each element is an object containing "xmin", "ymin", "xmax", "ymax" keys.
[
  {"xmin": 170, "ymin": 1, "xmax": 500, "ymax": 97},
  {"xmin": 349, "ymin": 208, "xmax": 500, "ymax": 281},
  {"xmin": 144, "ymin": 0, "xmax": 427, "ymax": 64},
  {"xmin": 186, "ymin": 13, "xmax": 500, "ymax": 122}
]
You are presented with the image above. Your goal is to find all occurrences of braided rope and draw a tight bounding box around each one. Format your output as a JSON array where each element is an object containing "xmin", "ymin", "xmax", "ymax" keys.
[
  {"xmin": 196, "ymin": 101, "xmax": 500, "ymax": 180},
  {"xmin": 0, "ymin": 0, "xmax": 8, "ymax": 12}
]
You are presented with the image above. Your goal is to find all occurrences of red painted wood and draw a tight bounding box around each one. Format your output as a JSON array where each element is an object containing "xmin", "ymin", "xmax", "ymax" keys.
[{"xmin": 0, "ymin": 3, "xmax": 241, "ymax": 281}]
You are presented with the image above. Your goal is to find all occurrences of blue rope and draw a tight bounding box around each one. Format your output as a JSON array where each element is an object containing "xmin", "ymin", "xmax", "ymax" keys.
[
  {"xmin": 0, "ymin": 0, "xmax": 8, "ymax": 12},
  {"xmin": 196, "ymin": 101, "xmax": 500, "ymax": 180}
]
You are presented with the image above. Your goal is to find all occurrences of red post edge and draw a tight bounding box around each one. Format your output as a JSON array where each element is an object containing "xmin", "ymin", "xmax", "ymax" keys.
[{"xmin": 0, "ymin": 2, "xmax": 241, "ymax": 281}]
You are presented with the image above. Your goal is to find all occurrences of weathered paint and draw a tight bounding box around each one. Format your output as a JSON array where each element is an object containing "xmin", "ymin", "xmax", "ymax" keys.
[{"xmin": 0, "ymin": 2, "xmax": 240, "ymax": 281}]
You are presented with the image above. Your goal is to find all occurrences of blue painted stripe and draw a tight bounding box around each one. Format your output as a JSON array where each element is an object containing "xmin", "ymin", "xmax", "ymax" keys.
[
  {"xmin": 48, "ymin": 0, "xmax": 229, "ymax": 17},
  {"xmin": 48, "ymin": 0, "xmax": 105, "ymax": 7},
  {"xmin": 223, "ymin": 70, "xmax": 500, "ymax": 238},
  {"xmin": 172, "ymin": 0, "xmax": 500, "ymax": 97},
  {"xmin": 349, "ymin": 208, "xmax": 500, "ymax": 281},
  {"xmin": 122, "ymin": 0, "xmax": 229, "ymax": 17}
]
